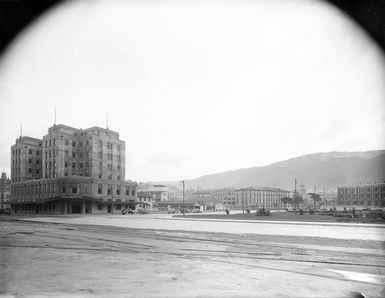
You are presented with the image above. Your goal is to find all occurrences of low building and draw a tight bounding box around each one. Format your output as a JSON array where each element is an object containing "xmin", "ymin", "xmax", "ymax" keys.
[
  {"xmin": 1, "ymin": 172, "xmax": 11, "ymax": 211},
  {"xmin": 137, "ymin": 184, "xmax": 168, "ymax": 202},
  {"xmin": 137, "ymin": 191, "xmax": 155, "ymax": 209},
  {"xmin": 153, "ymin": 201, "xmax": 195, "ymax": 211},
  {"xmin": 337, "ymin": 182, "xmax": 385, "ymax": 208}
]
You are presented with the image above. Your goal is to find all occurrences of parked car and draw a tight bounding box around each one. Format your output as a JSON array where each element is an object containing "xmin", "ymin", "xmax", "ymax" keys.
[
  {"xmin": 0, "ymin": 209, "xmax": 11, "ymax": 215},
  {"xmin": 137, "ymin": 208, "xmax": 149, "ymax": 214},
  {"xmin": 255, "ymin": 208, "xmax": 271, "ymax": 216},
  {"xmin": 121, "ymin": 208, "xmax": 136, "ymax": 215},
  {"xmin": 168, "ymin": 209, "xmax": 177, "ymax": 214},
  {"xmin": 192, "ymin": 209, "xmax": 201, "ymax": 213}
]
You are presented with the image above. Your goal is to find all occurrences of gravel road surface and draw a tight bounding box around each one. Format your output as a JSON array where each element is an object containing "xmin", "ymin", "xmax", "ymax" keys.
[{"xmin": 1, "ymin": 216, "xmax": 385, "ymax": 297}]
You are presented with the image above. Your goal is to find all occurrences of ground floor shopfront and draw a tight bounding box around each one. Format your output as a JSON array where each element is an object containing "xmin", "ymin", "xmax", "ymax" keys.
[
  {"xmin": 10, "ymin": 176, "xmax": 138, "ymax": 215},
  {"xmin": 11, "ymin": 197, "xmax": 137, "ymax": 215}
]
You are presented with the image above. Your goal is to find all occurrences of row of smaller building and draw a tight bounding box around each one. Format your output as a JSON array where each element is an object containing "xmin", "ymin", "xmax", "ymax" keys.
[
  {"xmin": 140, "ymin": 183, "xmax": 385, "ymax": 210},
  {"xmin": 141, "ymin": 185, "xmax": 292, "ymax": 210}
]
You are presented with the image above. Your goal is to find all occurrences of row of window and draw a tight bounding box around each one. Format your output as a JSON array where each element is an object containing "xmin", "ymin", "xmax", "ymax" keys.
[
  {"xmin": 12, "ymin": 183, "xmax": 55, "ymax": 196},
  {"xmin": 46, "ymin": 138, "xmax": 122, "ymax": 151},
  {"xmin": 12, "ymin": 149, "xmax": 41, "ymax": 158},
  {"xmin": 236, "ymin": 193, "xmax": 288, "ymax": 199},
  {"xmin": 12, "ymin": 157, "xmax": 40, "ymax": 166},
  {"xmin": 96, "ymin": 203, "xmax": 125, "ymax": 211},
  {"xmin": 138, "ymin": 197, "xmax": 152, "ymax": 202},
  {"xmin": 42, "ymin": 150, "xmax": 121, "ymax": 160},
  {"xmin": 13, "ymin": 151, "xmax": 122, "ymax": 169},
  {"xmin": 339, "ymin": 188, "xmax": 383, "ymax": 194},
  {"xmin": 12, "ymin": 148, "xmax": 41, "ymax": 156},
  {"xmin": 97, "ymin": 184, "xmax": 135, "ymax": 196},
  {"xmin": 337, "ymin": 199, "xmax": 383, "ymax": 205},
  {"xmin": 12, "ymin": 183, "xmax": 136, "ymax": 197},
  {"xmin": 339, "ymin": 193, "xmax": 383, "ymax": 197},
  {"xmin": 46, "ymin": 139, "xmax": 88, "ymax": 148},
  {"xmin": 237, "ymin": 191, "xmax": 289, "ymax": 195},
  {"xmin": 28, "ymin": 168, "xmax": 40, "ymax": 175},
  {"xmin": 42, "ymin": 172, "xmax": 121, "ymax": 180},
  {"xmin": 63, "ymin": 162, "xmax": 89, "ymax": 168},
  {"xmin": 236, "ymin": 198, "xmax": 279, "ymax": 203},
  {"xmin": 338, "ymin": 194, "xmax": 384, "ymax": 200},
  {"xmin": 46, "ymin": 171, "xmax": 90, "ymax": 178},
  {"xmin": 15, "ymin": 204, "xmax": 56, "ymax": 212},
  {"xmin": 100, "ymin": 141, "xmax": 121, "ymax": 151}
]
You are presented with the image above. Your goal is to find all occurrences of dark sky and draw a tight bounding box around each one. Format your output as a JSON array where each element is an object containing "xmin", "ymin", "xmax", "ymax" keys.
[{"xmin": 0, "ymin": 0, "xmax": 384, "ymax": 55}]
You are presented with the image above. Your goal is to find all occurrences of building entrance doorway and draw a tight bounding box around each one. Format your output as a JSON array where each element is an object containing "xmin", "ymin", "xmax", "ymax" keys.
[
  {"xmin": 72, "ymin": 203, "xmax": 81, "ymax": 214},
  {"xmin": 107, "ymin": 204, "xmax": 112, "ymax": 213}
]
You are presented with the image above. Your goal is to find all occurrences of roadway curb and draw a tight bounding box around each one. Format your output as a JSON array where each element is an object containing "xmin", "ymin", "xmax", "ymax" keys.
[{"xmin": 164, "ymin": 216, "xmax": 385, "ymax": 228}]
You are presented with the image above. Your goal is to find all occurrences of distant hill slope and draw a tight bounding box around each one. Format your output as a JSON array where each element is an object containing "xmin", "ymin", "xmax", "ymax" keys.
[{"xmin": 182, "ymin": 150, "xmax": 385, "ymax": 190}]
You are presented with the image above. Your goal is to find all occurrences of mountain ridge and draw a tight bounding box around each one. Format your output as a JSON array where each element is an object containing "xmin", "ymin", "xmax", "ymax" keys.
[{"xmin": 149, "ymin": 150, "xmax": 385, "ymax": 191}]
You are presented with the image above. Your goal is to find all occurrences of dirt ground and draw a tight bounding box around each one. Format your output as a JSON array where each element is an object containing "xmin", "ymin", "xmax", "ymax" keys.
[{"xmin": 1, "ymin": 218, "xmax": 385, "ymax": 298}]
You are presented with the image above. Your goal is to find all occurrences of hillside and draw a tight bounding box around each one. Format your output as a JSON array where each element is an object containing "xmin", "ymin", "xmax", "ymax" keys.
[{"xmin": 181, "ymin": 150, "xmax": 385, "ymax": 191}]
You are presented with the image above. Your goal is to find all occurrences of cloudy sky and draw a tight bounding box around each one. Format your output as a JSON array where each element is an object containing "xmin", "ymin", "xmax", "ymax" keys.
[{"xmin": 0, "ymin": 0, "xmax": 384, "ymax": 182}]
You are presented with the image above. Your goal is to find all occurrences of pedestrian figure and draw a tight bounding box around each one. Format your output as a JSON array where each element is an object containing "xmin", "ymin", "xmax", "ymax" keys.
[{"xmin": 225, "ymin": 208, "xmax": 229, "ymax": 215}]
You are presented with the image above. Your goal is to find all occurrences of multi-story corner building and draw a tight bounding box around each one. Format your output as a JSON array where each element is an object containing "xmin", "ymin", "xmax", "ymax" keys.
[
  {"xmin": 10, "ymin": 124, "xmax": 137, "ymax": 214},
  {"xmin": 235, "ymin": 187, "xmax": 291, "ymax": 210},
  {"xmin": 337, "ymin": 182, "xmax": 385, "ymax": 208},
  {"xmin": 1, "ymin": 172, "xmax": 11, "ymax": 211}
]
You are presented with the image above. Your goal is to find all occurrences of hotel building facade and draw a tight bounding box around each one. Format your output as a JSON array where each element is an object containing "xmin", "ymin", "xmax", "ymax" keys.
[{"xmin": 10, "ymin": 124, "xmax": 137, "ymax": 214}]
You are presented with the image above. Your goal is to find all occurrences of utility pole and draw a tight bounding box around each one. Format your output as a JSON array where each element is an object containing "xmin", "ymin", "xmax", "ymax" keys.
[
  {"xmin": 314, "ymin": 185, "xmax": 317, "ymax": 210},
  {"xmin": 294, "ymin": 178, "xmax": 297, "ymax": 210},
  {"xmin": 180, "ymin": 180, "xmax": 185, "ymax": 216},
  {"xmin": 323, "ymin": 189, "xmax": 326, "ymax": 210},
  {"xmin": 111, "ymin": 185, "xmax": 113, "ymax": 215},
  {"xmin": 0, "ymin": 179, "xmax": 4, "ymax": 210}
]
